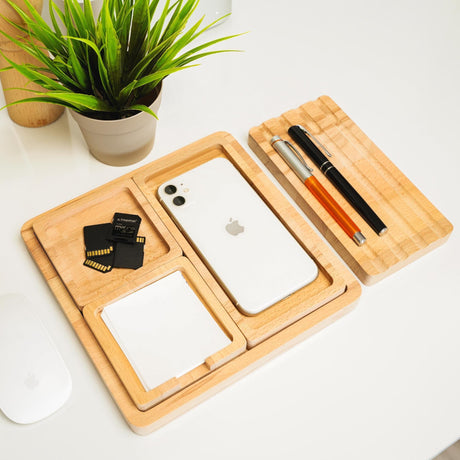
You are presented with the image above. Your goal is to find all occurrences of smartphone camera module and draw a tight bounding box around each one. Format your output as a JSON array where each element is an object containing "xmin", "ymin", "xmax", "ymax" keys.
[
  {"xmin": 173, "ymin": 196, "xmax": 186, "ymax": 206},
  {"xmin": 164, "ymin": 184, "xmax": 177, "ymax": 195}
]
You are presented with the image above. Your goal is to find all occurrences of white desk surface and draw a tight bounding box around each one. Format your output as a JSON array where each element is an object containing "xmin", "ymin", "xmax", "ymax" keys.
[{"xmin": 1, "ymin": 1, "xmax": 459, "ymax": 458}]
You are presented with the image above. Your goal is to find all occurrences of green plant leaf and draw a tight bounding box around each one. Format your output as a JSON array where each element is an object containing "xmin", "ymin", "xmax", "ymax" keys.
[
  {"xmin": 161, "ymin": 0, "xmax": 197, "ymax": 43},
  {"xmin": 153, "ymin": 14, "xmax": 203, "ymax": 70},
  {"xmin": 1, "ymin": 0, "xmax": 244, "ymax": 117},
  {"xmin": 172, "ymin": 33, "xmax": 245, "ymax": 67},
  {"xmin": 149, "ymin": 0, "xmax": 171, "ymax": 48},
  {"xmin": 0, "ymin": 90, "xmax": 114, "ymax": 114},
  {"xmin": 0, "ymin": 30, "xmax": 79, "ymax": 90},
  {"xmin": 0, "ymin": 51, "xmax": 69, "ymax": 92},
  {"xmin": 192, "ymin": 12, "xmax": 232, "ymax": 37},
  {"xmin": 160, "ymin": 0, "xmax": 183, "ymax": 41},
  {"xmin": 83, "ymin": 43, "xmax": 98, "ymax": 96},
  {"xmin": 173, "ymin": 49, "xmax": 241, "ymax": 68},
  {"xmin": 127, "ymin": 0, "xmax": 150, "ymax": 67},
  {"xmin": 127, "ymin": 31, "xmax": 179, "ymax": 81},
  {"xmin": 148, "ymin": 0, "xmax": 160, "ymax": 20},
  {"xmin": 114, "ymin": 0, "xmax": 134, "ymax": 51},
  {"xmin": 126, "ymin": 104, "xmax": 158, "ymax": 118},
  {"xmin": 4, "ymin": 0, "xmax": 66, "ymax": 56},
  {"xmin": 1, "ymin": 96, "xmax": 78, "ymax": 111},
  {"xmin": 82, "ymin": 0, "xmax": 96, "ymax": 37},
  {"xmin": 65, "ymin": 36, "xmax": 114, "ymax": 102},
  {"xmin": 100, "ymin": 1, "xmax": 122, "ymax": 95},
  {"xmin": 125, "ymin": 65, "xmax": 196, "ymax": 92},
  {"xmin": 48, "ymin": 0, "xmax": 64, "ymax": 38},
  {"xmin": 67, "ymin": 38, "xmax": 90, "ymax": 90},
  {"xmin": 21, "ymin": 91, "xmax": 113, "ymax": 111},
  {"xmin": 45, "ymin": 54, "xmax": 82, "ymax": 90},
  {"xmin": 63, "ymin": 0, "xmax": 87, "ymax": 35}
]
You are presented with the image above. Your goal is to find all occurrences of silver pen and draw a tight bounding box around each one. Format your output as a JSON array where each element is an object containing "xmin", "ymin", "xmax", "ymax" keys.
[{"xmin": 270, "ymin": 136, "xmax": 366, "ymax": 246}]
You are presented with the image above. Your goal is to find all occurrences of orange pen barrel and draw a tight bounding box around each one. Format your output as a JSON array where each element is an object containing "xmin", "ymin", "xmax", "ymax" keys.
[
  {"xmin": 269, "ymin": 135, "xmax": 365, "ymax": 246},
  {"xmin": 305, "ymin": 176, "xmax": 364, "ymax": 243}
]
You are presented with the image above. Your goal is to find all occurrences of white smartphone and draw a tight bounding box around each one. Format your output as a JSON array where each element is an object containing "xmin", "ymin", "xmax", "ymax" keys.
[{"xmin": 158, "ymin": 158, "xmax": 318, "ymax": 315}]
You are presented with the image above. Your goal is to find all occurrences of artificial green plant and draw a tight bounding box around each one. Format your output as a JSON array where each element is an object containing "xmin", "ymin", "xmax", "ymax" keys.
[{"xmin": 0, "ymin": 0, "xmax": 240, "ymax": 119}]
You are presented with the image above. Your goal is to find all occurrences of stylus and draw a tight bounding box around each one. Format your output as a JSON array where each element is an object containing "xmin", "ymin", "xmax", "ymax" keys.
[
  {"xmin": 288, "ymin": 125, "xmax": 388, "ymax": 236},
  {"xmin": 270, "ymin": 136, "xmax": 366, "ymax": 246}
]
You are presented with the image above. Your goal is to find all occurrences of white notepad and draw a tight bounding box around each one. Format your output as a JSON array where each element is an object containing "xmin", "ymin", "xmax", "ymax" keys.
[{"xmin": 101, "ymin": 271, "xmax": 231, "ymax": 391}]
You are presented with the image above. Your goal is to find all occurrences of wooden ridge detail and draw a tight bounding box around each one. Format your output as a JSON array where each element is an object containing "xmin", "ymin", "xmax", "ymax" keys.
[{"xmin": 249, "ymin": 96, "xmax": 453, "ymax": 284}]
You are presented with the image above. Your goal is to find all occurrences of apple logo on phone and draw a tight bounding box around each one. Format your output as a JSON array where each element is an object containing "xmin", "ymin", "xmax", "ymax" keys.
[{"xmin": 225, "ymin": 218, "xmax": 244, "ymax": 236}]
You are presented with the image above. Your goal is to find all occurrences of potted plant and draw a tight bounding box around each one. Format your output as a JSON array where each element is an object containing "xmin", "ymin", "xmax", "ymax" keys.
[{"xmin": 0, "ymin": 0, "xmax": 240, "ymax": 165}]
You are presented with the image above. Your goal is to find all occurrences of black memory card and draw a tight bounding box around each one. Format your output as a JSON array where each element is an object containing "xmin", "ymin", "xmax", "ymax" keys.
[
  {"xmin": 83, "ymin": 223, "xmax": 114, "ymax": 257},
  {"xmin": 109, "ymin": 213, "xmax": 141, "ymax": 243},
  {"xmin": 113, "ymin": 236, "xmax": 145, "ymax": 270},
  {"xmin": 87, "ymin": 250, "xmax": 115, "ymax": 269}
]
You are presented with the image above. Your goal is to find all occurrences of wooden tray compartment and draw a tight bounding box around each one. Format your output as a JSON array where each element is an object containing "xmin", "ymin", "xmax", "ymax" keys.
[
  {"xmin": 248, "ymin": 96, "xmax": 453, "ymax": 284},
  {"xmin": 133, "ymin": 134, "xmax": 347, "ymax": 347},
  {"xmin": 22, "ymin": 132, "xmax": 362, "ymax": 434},
  {"xmin": 83, "ymin": 256, "xmax": 247, "ymax": 411},
  {"xmin": 32, "ymin": 177, "xmax": 182, "ymax": 309}
]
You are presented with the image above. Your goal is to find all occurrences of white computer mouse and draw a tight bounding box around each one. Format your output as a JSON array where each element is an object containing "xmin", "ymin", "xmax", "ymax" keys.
[{"xmin": 0, "ymin": 293, "xmax": 72, "ymax": 424}]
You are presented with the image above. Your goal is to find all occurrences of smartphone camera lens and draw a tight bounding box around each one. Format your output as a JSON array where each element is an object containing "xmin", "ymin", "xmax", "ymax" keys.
[
  {"xmin": 173, "ymin": 196, "xmax": 186, "ymax": 206},
  {"xmin": 164, "ymin": 184, "xmax": 177, "ymax": 195}
]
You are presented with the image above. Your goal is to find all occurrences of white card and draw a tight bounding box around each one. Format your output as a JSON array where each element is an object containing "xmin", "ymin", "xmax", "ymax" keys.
[{"xmin": 101, "ymin": 271, "xmax": 231, "ymax": 391}]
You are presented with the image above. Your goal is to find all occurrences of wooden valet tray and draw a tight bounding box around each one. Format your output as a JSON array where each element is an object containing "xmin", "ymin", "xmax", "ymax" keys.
[
  {"xmin": 22, "ymin": 132, "xmax": 361, "ymax": 434},
  {"xmin": 249, "ymin": 96, "xmax": 453, "ymax": 285},
  {"xmin": 32, "ymin": 178, "xmax": 181, "ymax": 310},
  {"xmin": 83, "ymin": 257, "xmax": 247, "ymax": 411}
]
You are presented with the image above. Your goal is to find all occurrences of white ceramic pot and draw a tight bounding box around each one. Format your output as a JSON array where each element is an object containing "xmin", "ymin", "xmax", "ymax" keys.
[{"xmin": 70, "ymin": 87, "xmax": 162, "ymax": 166}]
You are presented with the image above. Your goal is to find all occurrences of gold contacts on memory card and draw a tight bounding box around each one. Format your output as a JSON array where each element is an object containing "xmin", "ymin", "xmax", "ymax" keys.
[
  {"xmin": 85, "ymin": 247, "xmax": 114, "ymax": 258},
  {"xmin": 83, "ymin": 259, "xmax": 113, "ymax": 273},
  {"xmin": 83, "ymin": 223, "xmax": 113, "ymax": 254}
]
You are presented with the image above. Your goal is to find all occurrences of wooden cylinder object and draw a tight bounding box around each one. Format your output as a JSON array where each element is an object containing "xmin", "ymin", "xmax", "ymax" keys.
[{"xmin": 0, "ymin": 0, "xmax": 64, "ymax": 127}]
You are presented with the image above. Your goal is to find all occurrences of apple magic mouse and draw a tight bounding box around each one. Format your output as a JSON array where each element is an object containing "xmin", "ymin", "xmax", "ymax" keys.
[{"xmin": 0, "ymin": 293, "xmax": 72, "ymax": 424}]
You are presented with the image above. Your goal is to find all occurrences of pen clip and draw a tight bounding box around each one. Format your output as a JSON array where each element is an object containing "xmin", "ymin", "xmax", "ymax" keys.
[
  {"xmin": 282, "ymin": 139, "xmax": 313, "ymax": 172},
  {"xmin": 297, "ymin": 125, "xmax": 333, "ymax": 157}
]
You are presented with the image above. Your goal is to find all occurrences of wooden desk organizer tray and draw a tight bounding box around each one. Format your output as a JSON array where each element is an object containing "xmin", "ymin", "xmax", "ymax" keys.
[
  {"xmin": 249, "ymin": 96, "xmax": 453, "ymax": 284},
  {"xmin": 22, "ymin": 132, "xmax": 361, "ymax": 434},
  {"xmin": 83, "ymin": 257, "xmax": 246, "ymax": 411}
]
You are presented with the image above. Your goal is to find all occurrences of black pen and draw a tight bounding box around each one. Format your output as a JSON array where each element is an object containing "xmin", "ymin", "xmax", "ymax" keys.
[{"xmin": 288, "ymin": 125, "xmax": 388, "ymax": 236}]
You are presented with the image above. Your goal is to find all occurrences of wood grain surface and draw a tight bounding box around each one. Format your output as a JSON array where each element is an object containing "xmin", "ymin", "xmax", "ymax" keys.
[
  {"xmin": 248, "ymin": 96, "xmax": 453, "ymax": 284},
  {"xmin": 0, "ymin": 0, "xmax": 64, "ymax": 127},
  {"xmin": 83, "ymin": 257, "xmax": 247, "ymax": 411},
  {"xmin": 21, "ymin": 132, "xmax": 361, "ymax": 434},
  {"xmin": 32, "ymin": 178, "xmax": 181, "ymax": 309}
]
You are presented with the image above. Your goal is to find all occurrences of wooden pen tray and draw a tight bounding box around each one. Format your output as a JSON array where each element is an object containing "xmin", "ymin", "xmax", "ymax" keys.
[
  {"xmin": 249, "ymin": 96, "xmax": 453, "ymax": 284},
  {"xmin": 22, "ymin": 132, "xmax": 361, "ymax": 434}
]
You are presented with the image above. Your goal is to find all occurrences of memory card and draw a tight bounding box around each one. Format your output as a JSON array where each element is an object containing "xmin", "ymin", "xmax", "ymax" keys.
[
  {"xmin": 83, "ymin": 258, "xmax": 113, "ymax": 273},
  {"xmin": 109, "ymin": 213, "xmax": 141, "ymax": 243},
  {"xmin": 113, "ymin": 236, "xmax": 145, "ymax": 270},
  {"xmin": 87, "ymin": 251, "xmax": 115, "ymax": 269},
  {"xmin": 83, "ymin": 223, "xmax": 113, "ymax": 256}
]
